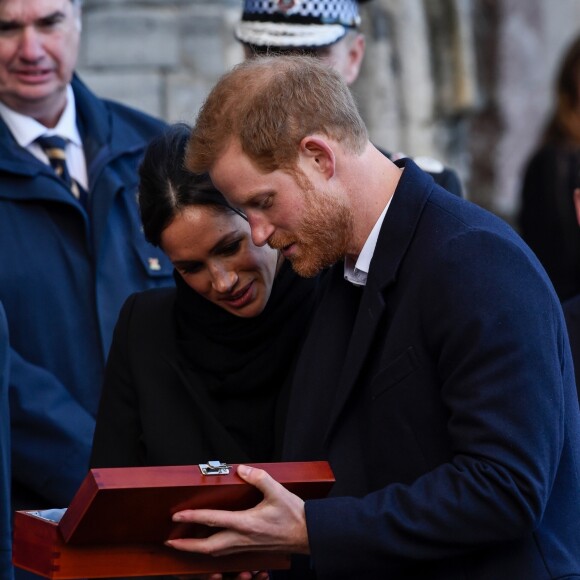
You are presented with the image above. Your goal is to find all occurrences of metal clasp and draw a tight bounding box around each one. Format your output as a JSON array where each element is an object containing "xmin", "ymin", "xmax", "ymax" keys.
[{"xmin": 199, "ymin": 460, "xmax": 232, "ymax": 476}]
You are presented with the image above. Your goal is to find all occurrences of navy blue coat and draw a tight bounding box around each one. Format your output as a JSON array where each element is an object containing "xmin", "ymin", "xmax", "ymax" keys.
[
  {"xmin": 283, "ymin": 160, "xmax": 580, "ymax": 579},
  {"xmin": 0, "ymin": 302, "xmax": 13, "ymax": 580},
  {"xmin": 0, "ymin": 76, "xmax": 173, "ymax": 508},
  {"xmin": 563, "ymin": 293, "xmax": 580, "ymax": 403}
]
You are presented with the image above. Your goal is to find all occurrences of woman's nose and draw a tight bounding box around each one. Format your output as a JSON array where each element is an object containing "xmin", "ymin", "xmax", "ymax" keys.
[{"xmin": 210, "ymin": 265, "xmax": 238, "ymax": 293}]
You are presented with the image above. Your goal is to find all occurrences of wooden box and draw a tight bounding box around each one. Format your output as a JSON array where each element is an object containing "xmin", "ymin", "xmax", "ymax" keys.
[{"xmin": 13, "ymin": 461, "xmax": 334, "ymax": 578}]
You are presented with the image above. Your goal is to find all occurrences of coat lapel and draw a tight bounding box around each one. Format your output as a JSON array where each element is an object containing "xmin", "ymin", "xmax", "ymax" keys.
[{"xmin": 324, "ymin": 159, "xmax": 434, "ymax": 444}]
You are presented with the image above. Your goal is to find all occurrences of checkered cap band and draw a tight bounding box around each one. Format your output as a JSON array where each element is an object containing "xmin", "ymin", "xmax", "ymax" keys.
[{"xmin": 236, "ymin": 0, "xmax": 360, "ymax": 48}]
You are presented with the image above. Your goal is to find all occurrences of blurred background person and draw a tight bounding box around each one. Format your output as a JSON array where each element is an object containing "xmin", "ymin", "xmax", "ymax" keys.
[
  {"xmin": 0, "ymin": 0, "xmax": 172, "ymax": 530},
  {"xmin": 518, "ymin": 34, "xmax": 580, "ymax": 301},
  {"xmin": 234, "ymin": 0, "xmax": 463, "ymax": 197}
]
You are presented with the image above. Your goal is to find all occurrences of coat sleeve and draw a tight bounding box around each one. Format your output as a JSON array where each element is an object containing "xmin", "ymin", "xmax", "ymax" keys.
[
  {"xmin": 10, "ymin": 349, "xmax": 95, "ymax": 507},
  {"xmin": 304, "ymin": 228, "xmax": 573, "ymax": 575},
  {"xmin": 90, "ymin": 294, "xmax": 144, "ymax": 468}
]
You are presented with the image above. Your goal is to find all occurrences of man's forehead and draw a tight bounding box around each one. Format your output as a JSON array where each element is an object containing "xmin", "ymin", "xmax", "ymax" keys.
[
  {"xmin": 212, "ymin": 138, "xmax": 254, "ymax": 178},
  {"xmin": 210, "ymin": 141, "xmax": 275, "ymax": 204}
]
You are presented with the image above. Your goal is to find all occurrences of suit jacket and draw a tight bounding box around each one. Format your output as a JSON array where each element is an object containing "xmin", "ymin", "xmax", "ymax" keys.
[
  {"xmin": 282, "ymin": 159, "xmax": 580, "ymax": 579},
  {"xmin": 0, "ymin": 75, "xmax": 173, "ymax": 508}
]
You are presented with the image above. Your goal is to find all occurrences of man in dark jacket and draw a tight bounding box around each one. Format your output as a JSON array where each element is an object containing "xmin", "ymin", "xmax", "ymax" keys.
[
  {"xmin": 0, "ymin": 0, "xmax": 173, "ymax": 523},
  {"xmin": 166, "ymin": 56, "xmax": 580, "ymax": 579},
  {"xmin": 235, "ymin": 0, "xmax": 463, "ymax": 197}
]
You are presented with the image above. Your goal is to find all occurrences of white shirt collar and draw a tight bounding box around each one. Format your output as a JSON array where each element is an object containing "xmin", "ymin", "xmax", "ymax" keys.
[
  {"xmin": 0, "ymin": 85, "xmax": 81, "ymax": 147},
  {"xmin": 344, "ymin": 196, "xmax": 393, "ymax": 286}
]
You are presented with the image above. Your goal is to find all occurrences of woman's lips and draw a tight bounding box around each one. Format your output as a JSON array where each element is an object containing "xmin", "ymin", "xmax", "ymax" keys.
[{"xmin": 222, "ymin": 281, "xmax": 255, "ymax": 309}]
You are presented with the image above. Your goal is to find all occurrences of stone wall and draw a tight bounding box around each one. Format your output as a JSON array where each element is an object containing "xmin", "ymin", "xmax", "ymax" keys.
[
  {"xmin": 78, "ymin": 0, "xmax": 244, "ymax": 124},
  {"xmin": 77, "ymin": 0, "xmax": 580, "ymax": 223}
]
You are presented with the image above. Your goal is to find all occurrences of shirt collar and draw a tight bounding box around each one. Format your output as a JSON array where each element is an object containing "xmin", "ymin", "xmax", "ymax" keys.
[
  {"xmin": 344, "ymin": 196, "xmax": 393, "ymax": 286},
  {"xmin": 0, "ymin": 85, "xmax": 81, "ymax": 147}
]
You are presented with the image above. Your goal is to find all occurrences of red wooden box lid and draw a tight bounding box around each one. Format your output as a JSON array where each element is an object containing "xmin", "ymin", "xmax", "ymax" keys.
[{"xmin": 58, "ymin": 461, "xmax": 335, "ymax": 545}]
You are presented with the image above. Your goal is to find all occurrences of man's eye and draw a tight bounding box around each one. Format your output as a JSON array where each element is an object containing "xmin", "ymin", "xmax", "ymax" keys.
[
  {"xmin": 260, "ymin": 196, "xmax": 273, "ymax": 209},
  {"xmin": 0, "ymin": 22, "xmax": 20, "ymax": 34},
  {"xmin": 39, "ymin": 14, "xmax": 65, "ymax": 28}
]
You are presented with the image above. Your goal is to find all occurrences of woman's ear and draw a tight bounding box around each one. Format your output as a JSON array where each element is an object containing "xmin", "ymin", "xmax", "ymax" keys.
[{"xmin": 298, "ymin": 136, "xmax": 336, "ymax": 179}]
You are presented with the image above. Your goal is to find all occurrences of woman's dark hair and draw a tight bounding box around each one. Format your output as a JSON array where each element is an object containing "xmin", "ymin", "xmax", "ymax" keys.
[{"xmin": 138, "ymin": 123, "xmax": 243, "ymax": 247}]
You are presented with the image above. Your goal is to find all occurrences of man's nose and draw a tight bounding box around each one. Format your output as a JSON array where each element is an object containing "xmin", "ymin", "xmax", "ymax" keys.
[
  {"xmin": 247, "ymin": 214, "xmax": 275, "ymax": 247},
  {"xmin": 210, "ymin": 265, "xmax": 238, "ymax": 294},
  {"xmin": 20, "ymin": 27, "xmax": 44, "ymax": 62}
]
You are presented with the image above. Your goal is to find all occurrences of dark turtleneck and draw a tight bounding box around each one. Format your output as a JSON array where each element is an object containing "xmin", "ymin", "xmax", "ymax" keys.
[{"xmin": 173, "ymin": 261, "xmax": 319, "ymax": 462}]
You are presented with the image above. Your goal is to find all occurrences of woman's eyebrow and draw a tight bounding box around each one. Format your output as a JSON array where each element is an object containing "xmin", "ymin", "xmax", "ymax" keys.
[{"xmin": 209, "ymin": 232, "xmax": 242, "ymax": 255}]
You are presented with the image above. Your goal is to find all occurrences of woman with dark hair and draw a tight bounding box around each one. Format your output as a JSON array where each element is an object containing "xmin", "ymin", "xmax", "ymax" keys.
[
  {"xmin": 90, "ymin": 123, "xmax": 318, "ymax": 472},
  {"xmin": 518, "ymin": 35, "xmax": 580, "ymax": 301}
]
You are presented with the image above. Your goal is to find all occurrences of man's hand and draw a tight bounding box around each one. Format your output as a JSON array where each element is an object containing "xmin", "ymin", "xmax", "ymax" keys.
[{"xmin": 165, "ymin": 465, "xmax": 310, "ymax": 557}]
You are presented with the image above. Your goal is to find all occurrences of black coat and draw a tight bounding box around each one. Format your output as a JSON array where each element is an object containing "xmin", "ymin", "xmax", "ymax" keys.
[
  {"xmin": 518, "ymin": 143, "xmax": 580, "ymax": 301},
  {"xmin": 91, "ymin": 261, "xmax": 319, "ymax": 469},
  {"xmin": 91, "ymin": 288, "xmax": 235, "ymax": 467}
]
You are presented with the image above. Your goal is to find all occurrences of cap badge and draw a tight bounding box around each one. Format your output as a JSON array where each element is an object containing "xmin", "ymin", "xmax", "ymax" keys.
[{"xmin": 275, "ymin": 0, "xmax": 302, "ymax": 15}]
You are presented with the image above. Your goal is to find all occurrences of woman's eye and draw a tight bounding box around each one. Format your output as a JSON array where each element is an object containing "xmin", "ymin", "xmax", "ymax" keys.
[
  {"xmin": 221, "ymin": 240, "xmax": 242, "ymax": 255},
  {"xmin": 179, "ymin": 263, "xmax": 202, "ymax": 275}
]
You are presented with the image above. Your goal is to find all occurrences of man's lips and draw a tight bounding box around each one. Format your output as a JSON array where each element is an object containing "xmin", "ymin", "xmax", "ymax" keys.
[
  {"xmin": 221, "ymin": 281, "xmax": 255, "ymax": 308},
  {"xmin": 269, "ymin": 237, "xmax": 297, "ymax": 258},
  {"xmin": 280, "ymin": 243, "xmax": 296, "ymax": 258},
  {"xmin": 12, "ymin": 68, "xmax": 54, "ymax": 83}
]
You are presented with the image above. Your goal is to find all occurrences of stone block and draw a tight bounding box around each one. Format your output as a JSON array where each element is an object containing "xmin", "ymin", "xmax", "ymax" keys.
[
  {"xmin": 180, "ymin": 16, "xmax": 225, "ymax": 76},
  {"xmin": 165, "ymin": 73, "xmax": 214, "ymax": 124},
  {"xmin": 77, "ymin": 69, "xmax": 164, "ymax": 119},
  {"xmin": 178, "ymin": 5, "xmax": 244, "ymax": 75},
  {"xmin": 80, "ymin": 8, "xmax": 179, "ymax": 68}
]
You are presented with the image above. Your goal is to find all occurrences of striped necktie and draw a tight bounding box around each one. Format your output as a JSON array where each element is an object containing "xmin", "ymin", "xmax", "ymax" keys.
[{"xmin": 36, "ymin": 135, "xmax": 87, "ymax": 207}]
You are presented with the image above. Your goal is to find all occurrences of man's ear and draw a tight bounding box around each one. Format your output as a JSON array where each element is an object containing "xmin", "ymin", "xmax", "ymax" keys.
[
  {"xmin": 298, "ymin": 136, "xmax": 336, "ymax": 179},
  {"xmin": 343, "ymin": 33, "xmax": 365, "ymax": 86},
  {"xmin": 574, "ymin": 188, "xmax": 580, "ymax": 226}
]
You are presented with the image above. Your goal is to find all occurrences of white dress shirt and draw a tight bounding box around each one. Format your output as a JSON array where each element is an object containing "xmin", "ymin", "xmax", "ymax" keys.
[
  {"xmin": 0, "ymin": 85, "xmax": 88, "ymax": 191},
  {"xmin": 344, "ymin": 197, "xmax": 393, "ymax": 287}
]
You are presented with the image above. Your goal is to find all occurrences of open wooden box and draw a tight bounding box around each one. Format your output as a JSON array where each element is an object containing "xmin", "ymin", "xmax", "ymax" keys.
[{"xmin": 13, "ymin": 461, "xmax": 334, "ymax": 578}]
